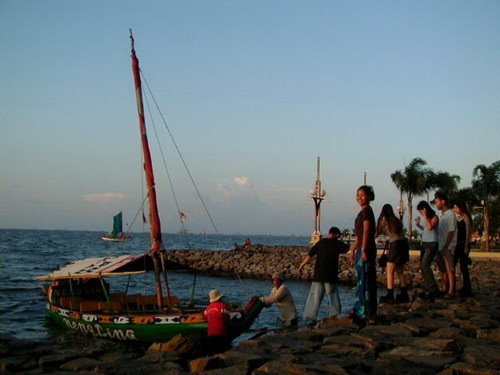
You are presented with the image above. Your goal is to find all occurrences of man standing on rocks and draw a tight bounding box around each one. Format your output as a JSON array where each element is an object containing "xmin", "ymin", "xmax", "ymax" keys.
[
  {"xmin": 299, "ymin": 226, "xmax": 349, "ymax": 325},
  {"xmin": 434, "ymin": 192, "xmax": 457, "ymax": 299}
]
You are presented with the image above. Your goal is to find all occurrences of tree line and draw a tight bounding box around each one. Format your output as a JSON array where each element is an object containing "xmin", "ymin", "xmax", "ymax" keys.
[{"xmin": 391, "ymin": 158, "xmax": 500, "ymax": 251}]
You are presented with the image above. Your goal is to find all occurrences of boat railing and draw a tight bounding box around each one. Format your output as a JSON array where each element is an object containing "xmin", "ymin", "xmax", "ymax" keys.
[{"xmin": 57, "ymin": 293, "xmax": 184, "ymax": 314}]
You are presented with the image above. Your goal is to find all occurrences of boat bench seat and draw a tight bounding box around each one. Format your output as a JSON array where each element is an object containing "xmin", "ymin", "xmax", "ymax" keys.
[
  {"xmin": 59, "ymin": 296, "xmax": 82, "ymax": 310},
  {"xmin": 80, "ymin": 301, "xmax": 101, "ymax": 313},
  {"xmin": 79, "ymin": 300, "xmax": 122, "ymax": 313},
  {"xmin": 98, "ymin": 301, "xmax": 122, "ymax": 312},
  {"xmin": 139, "ymin": 295, "xmax": 180, "ymax": 311},
  {"xmin": 121, "ymin": 294, "xmax": 141, "ymax": 310}
]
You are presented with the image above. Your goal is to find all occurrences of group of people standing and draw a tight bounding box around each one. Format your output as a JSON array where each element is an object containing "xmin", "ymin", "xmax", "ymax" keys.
[
  {"xmin": 416, "ymin": 192, "xmax": 473, "ymax": 300},
  {"xmin": 204, "ymin": 185, "xmax": 474, "ymax": 352},
  {"xmin": 346, "ymin": 186, "xmax": 473, "ymax": 324},
  {"xmin": 260, "ymin": 185, "xmax": 473, "ymax": 328}
]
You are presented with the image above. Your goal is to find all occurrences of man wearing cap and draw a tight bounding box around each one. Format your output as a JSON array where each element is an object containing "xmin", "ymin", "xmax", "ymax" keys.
[
  {"xmin": 433, "ymin": 192, "xmax": 457, "ymax": 298},
  {"xmin": 299, "ymin": 226, "xmax": 349, "ymax": 325},
  {"xmin": 261, "ymin": 272, "xmax": 297, "ymax": 328},
  {"xmin": 203, "ymin": 289, "xmax": 231, "ymax": 353}
]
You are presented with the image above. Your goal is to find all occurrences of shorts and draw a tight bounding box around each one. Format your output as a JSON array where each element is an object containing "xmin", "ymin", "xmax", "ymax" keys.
[
  {"xmin": 436, "ymin": 248, "xmax": 454, "ymax": 273},
  {"xmin": 387, "ymin": 239, "xmax": 409, "ymax": 265}
]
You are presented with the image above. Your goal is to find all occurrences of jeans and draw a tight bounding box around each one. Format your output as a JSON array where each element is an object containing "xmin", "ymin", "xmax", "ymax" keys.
[
  {"xmin": 352, "ymin": 248, "xmax": 377, "ymax": 318},
  {"xmin": 420, "ymin": 242, "xmax": 439, "ymax": 293},
  {"xmin": 303, "ymin": 282, "xmax": 340, "ymax": 324}
]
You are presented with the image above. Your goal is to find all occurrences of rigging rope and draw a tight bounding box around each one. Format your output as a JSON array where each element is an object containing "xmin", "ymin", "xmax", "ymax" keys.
[
  {"xmin": 143, "ymin": 90, "xmax": 187, "ymax": 235},
  {"xmin": 140, "ymin": 70, "xmax": 219, "ymax": 235},
  {"xmin": 127, "ymin": 187, "xmax": 153, "ymax": 237}
]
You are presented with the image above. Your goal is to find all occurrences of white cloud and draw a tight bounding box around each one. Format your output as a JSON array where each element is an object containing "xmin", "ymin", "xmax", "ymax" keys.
[
  {"xmin": 233, "ymin": 176, "xmax": 252, "ymax": 187},
  {"xmin": 81, "ymin": 192, "xmax": 125, "ymax": 203}
]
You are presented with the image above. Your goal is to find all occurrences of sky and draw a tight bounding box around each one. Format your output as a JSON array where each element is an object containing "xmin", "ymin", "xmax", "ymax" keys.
[{"xmin": 1, "ymin": 1, "xmax": 499, "ymax": 236}]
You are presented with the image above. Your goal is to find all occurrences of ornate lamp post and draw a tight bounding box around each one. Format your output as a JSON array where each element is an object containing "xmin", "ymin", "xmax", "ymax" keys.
[
  {"xmin": 397, "ymin": 191, "xmax": 406, "ymax": 221},
  {"xmin": 310, "ymin": 157, "xmax": 326, "ymax": 244},
  {"xmin": 473, "ymin": 200, "xmax": 487, "ymax": 250}
]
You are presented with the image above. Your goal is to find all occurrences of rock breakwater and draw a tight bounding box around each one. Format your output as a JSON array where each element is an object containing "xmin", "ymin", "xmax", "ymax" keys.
[
  {"xmin": 165, "ymin": 245, "xmax": 462, "ymax": 288},
  {"xmin": 167, "ymin": 245, "xmax": 317, "ymax": 281}
]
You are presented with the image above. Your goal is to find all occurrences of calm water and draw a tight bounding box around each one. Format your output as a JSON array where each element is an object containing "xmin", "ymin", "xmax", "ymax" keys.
[{"xmin": 0, "ymin": 229, "xmax": 354, "ymax": 342}]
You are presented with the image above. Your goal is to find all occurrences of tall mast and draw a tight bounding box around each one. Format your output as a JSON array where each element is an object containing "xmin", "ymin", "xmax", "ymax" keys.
[{"xmin": 129, "ymin": 30, "xmax": 164, "ymax": 253}]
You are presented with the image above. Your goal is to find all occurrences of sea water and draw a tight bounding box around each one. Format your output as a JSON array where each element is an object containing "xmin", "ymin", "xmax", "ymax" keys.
[{"xmin": 0, "ymin": 229, "xmax": 355, "ymax": 342}]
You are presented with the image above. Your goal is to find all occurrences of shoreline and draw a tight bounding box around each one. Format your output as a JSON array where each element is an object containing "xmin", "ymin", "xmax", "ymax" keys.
[{"xmin": 2, "ymin": 246, "xmax": 499, "ymax": 374}]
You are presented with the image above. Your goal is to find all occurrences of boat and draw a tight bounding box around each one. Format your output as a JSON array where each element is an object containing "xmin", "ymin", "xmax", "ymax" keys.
[
  {"xmin": 36, "ymin": 31, "xmax": 263, "ymax": 343},
  {"xmin": 101, "ymin": 212, "xmax": 132, "ymax": 241}
]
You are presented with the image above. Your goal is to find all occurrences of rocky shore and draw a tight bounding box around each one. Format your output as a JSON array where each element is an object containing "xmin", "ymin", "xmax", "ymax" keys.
[{"xmin": 2, "ymin": 246, "xmax": 500, "ymax": 374}]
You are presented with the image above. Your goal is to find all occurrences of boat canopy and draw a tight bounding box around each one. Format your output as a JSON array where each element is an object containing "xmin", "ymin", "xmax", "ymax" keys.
[{"xmin": 36, "ymin": 254, "xmax": 154, "ymax": 281}]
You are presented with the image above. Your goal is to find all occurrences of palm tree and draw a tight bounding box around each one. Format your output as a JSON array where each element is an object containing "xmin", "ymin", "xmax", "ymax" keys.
[
  {"xmin": 472, "ymin": 160, "xmax": 500, "ymax": 251},
  {"xmin": 427, "ymin": 171, "xmax": 461, "ymax": 197},
  {"xmin": 342, "ymin": 228, "xmax": 351, "ymax": 243},
  {"xmin": 391, "ymin": 158, "xmax": 429, "ymax": 237}
]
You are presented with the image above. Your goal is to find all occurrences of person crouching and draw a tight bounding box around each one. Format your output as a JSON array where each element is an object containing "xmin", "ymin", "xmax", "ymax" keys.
[
  {"xmin": 261, "ymin": 272, "xmax": 298, "ymax": 328},
  {"xmin": 203, "ymin": 289, "xmax": 231, "ymax": 354}
]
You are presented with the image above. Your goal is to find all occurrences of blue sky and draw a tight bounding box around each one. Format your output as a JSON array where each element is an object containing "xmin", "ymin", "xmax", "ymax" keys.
[{"xmin": 1, "ymin": 1, "xmax": 499, "ymax": 236}]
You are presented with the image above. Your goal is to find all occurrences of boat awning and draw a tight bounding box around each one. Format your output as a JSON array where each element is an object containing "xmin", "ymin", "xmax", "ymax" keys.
[{"xmin": 35, "ymin": 254, "xmax": 154, "ymax": 281}]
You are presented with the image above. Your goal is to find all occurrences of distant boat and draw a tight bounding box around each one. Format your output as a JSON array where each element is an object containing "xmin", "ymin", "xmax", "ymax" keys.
[
  {"xmin": 36, "ymin": 31, "xmax": 263, "ymax": 343},
  {"xmin": 101, "ymin": 212, "xmax": 132, "ymax": 242}
]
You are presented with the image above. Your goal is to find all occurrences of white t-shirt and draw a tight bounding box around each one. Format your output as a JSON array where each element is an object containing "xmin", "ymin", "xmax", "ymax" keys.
[
  {"xmin": 438, "ymin": 209, "xmax": 457, "ymax": 253},
  {"xmin": 262, "ymin": 284, "xmax": 297, "ymax": 321}
]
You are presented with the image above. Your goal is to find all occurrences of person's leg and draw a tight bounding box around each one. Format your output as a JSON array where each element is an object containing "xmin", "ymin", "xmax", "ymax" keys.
[
  {"xmin": 380, "ymin": 262, "xmax": 395, "ymax": 303},
  {"xmin": 352, "ymin": 248, "xmax": 367, "ymax": 318},
  {"xmin": 421, "ymin": 243, "xmax": 438, "ymax": 293},
  {"xmin": 459, "ymin": 256, "xmax": 472, "ymax": 296},
  {"xmin": 455, "ymin": 244, "xmax": 472, "ymax": 296},
  {"xmin": 443, "ymin": 249, "xmax": 456, "ymax": 297},
  {"xmin": 304, "ymin": 282, "xmax": 324, "ymax": 324},
  {"xmin": 395, "ymin": 264, "xmax": 409, "ymax": 303},
  {"xmin": 396, "ymin": 263, "xmax": 408, "ymax": 287},
  {"xmin": 365, "ymin": 261, "xmax": 378, "ymax": 319},
  {"xmin": 386, "ymin": 262, "xmax": 395, "ymax": 289},
  {"xmin": 325, "ymin": 282, "xmax": 341, "ymax": 317},
  {"xmin": 435, "ymin": 253, "xmax": 449, "ymax": 293}
]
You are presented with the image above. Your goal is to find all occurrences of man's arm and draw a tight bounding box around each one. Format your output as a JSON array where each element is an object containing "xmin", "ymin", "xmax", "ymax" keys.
[{"xmin": 299, "ymin": 255, "xmax": 312, "ymax": 273}]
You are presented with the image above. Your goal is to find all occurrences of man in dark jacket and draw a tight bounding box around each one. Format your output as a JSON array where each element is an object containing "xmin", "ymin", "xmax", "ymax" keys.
[{"xmin": 299, "ymin": 226, "xmax": 349, "ymax": 325}]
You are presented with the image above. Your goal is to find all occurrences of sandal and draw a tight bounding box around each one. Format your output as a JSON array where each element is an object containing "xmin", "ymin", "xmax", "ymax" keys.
[{"xmin": 444, "ymin": 293, "xmax": 455, "ymax": 299}]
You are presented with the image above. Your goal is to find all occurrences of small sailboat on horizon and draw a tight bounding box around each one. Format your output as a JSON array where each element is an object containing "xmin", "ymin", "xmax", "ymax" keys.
[{"xmin": 101, "ymin": 211, "xmax": 132, "ymax": 242}]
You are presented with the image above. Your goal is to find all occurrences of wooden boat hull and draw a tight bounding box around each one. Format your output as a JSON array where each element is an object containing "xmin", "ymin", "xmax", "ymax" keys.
[{"xmin": 45, "ymin": 297, "xmax": 264, "ymax": 343}]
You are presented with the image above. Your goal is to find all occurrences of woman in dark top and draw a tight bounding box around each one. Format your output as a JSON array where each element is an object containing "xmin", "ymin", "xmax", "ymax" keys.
[
  {"xmin": 349, "ymin": 185, "xmax": 377, "ymax": 324},
  {"xmin": 453, "ymin": 200, "xmax": 473, "ymax": 297},
  {"xmin": 376, "ymin": 204, "xmax": 410, "ymax": 303}
]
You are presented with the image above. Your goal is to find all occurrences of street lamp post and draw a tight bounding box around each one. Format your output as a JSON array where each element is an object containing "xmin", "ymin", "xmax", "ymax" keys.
[
  {"xmin": 310, "ymin": 157, "xmax": 326, "ymax": 244},
  {"xmin": 473, "ymin": 200, "xmax": 487, "ymax": 250},
  {"xmin": 397, "ymin": 191, "xmax": 406, "ymax": 221}
]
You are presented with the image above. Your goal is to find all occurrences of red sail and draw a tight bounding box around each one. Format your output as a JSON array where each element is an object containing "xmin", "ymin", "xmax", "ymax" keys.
[{"xmin": 130, "ymin": 34, "xmax": 164, "ymax": 253}]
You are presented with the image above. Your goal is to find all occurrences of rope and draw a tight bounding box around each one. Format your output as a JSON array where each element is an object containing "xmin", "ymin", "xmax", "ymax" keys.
[
  {"xmin": 143, "ymin": 87, "xmax": 187, "ymax": 234},
  {"xmin": 140, "ymin": 69, "xmax": 219, "ymax": 234},
  {"xmin": 127, "ymin": 187, "xmax": 154, "ymax": 234}
]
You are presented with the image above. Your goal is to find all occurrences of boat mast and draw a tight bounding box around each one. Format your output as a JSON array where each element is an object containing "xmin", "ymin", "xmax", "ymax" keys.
[{"xmin": 129, "ymin": 30, "xmax": 164, "ymax": 253}]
